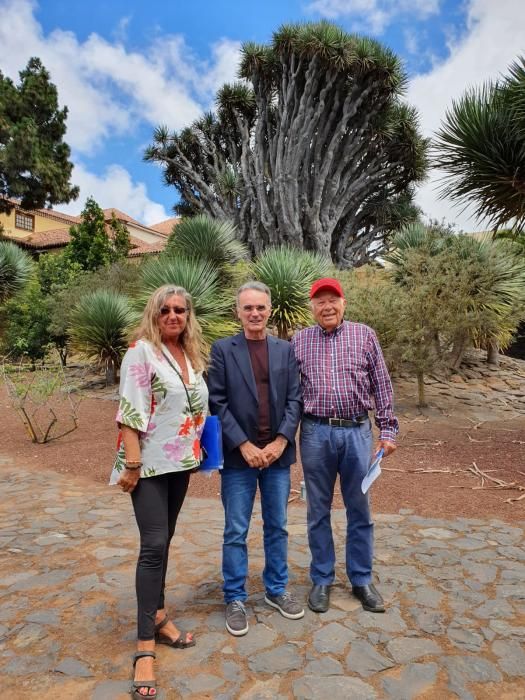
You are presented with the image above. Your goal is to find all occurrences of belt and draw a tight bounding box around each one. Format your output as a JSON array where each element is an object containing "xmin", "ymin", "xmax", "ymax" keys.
[{"xmin": 303, "ymin": 413, "xmax": 368, "ymax": 428}]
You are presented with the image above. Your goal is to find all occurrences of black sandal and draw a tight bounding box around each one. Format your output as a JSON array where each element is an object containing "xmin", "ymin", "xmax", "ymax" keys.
[
  {"xmin": 155, "ymin": 614, "xmax": 196, "ymax": 649},
  {"xmin": 131, "ymin": 651, "xmax": 156, "ymax": 699}
]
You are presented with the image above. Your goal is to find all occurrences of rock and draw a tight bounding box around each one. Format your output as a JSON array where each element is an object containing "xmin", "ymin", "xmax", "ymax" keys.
[
  {"xmin": 234, "ymin": 625, "xmax": 278, "ymax": 655},
  {"xmin": 386, "ymin": 636, "xmax": 441, "ymax": 663},
  {"xmin": 293, "ymin": 675, "xmax": 377, "ymax": 700},
  {"xmin": 92, "ymin": 546, "xmax": 131, "ymax": 560},
  {"xmin": 345, "ymin": 640, "xmax": 395, "ymax": 677},
  {"xmin": 304, "ymin": 656, "xmax": 344, "ymax": 676},
  {"xmin": 25, "ymin": 609, "xmax": 61, "ymax": 626},
  {"xmin": 178, "ymin": 673, "xmax": 225, "ymax": 694},
  {"xmin": 382, "ymin": 662, "xmax": 438, "ymax": 699},
  {"xmin": 409, "ymin": 608, "xmax": 446, "ymax": 635},
  {"xmin": 418, "ymin": 527, "xmax": 456, "ymax": 539},
  {"xmin": 492, "ymin": 640, "xmax": 525, "ymax": 676},
  {"xmin": 444, "ymin": 654, "xmax": 501, "ymax": 699},
  {"xmin": 472, "ymin": 599, "xmax": 513, "ymax": 619},
  {"xmin": 248, "ymin": 644, "xmax": 303, "ymax": 674},
  {"xmin": 448, "ymin": 626, "xmax": 485, "ymax": 652},
  {"xmin": 313, "ymin": 622, "xmax": 355, "ymax": 654},
  {"xmin": 356, "ymin": 608, "xmax": 407, "ymax": 633},
  {"xmin": 54, "ymin": 657, "xmax": 93, "ymax": 677}
]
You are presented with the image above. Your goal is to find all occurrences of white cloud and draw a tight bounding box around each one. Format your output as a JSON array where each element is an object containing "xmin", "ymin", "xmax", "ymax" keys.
[
  {"xmin": 0, "ymin": 0, "xmax": 241, "ymax": 226},
  {"xmin": 59, "ymin": 163, "xmax": 169, "ymax": 226},
  {"xmin": 0, "ymin": 0, "xmax": 240, "ymax": 154},
  {"xmin": 307, "ymin": 0, "xmax": 440, "ymax": 33},
  {"xmin": 408, "ymin": 0, "xmax": 525, "ymax": 230}
]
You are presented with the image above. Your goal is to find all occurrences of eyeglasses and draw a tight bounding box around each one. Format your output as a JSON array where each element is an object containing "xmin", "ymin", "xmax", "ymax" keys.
[
  {"xmin": 241, "ymin": 305, "xmax": 269, "ymax": 313},
  {"xmin": 159, "ymin": 305, "xmax": 188, "ymax": 316}
]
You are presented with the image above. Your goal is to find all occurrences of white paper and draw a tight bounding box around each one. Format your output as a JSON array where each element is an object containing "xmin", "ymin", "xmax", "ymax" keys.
[{"xmin": 361, "ymin": 449, "xmax": 384, "ymax": 494}]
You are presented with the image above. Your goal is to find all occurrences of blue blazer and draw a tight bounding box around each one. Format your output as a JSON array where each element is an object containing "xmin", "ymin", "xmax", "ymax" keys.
[{"xmin": 207, "ymin": 332, "xmax": 302, "ymax": 469}]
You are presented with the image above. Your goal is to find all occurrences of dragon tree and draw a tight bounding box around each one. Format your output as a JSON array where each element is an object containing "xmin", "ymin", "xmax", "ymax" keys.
[{"xmin": 145, "ymin": 22, "xmax": 428, "ymax": 266}]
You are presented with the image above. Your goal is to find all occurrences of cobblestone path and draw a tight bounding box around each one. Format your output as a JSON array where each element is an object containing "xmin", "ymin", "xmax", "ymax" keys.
[{"xmin": 1, "ymin": 457, "xmax": 524, "ymax": 699}]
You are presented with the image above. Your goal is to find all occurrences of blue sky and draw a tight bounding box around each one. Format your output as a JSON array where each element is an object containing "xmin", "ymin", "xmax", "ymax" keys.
[{"xmin": 1, "ymin": 0, "xmax": 523, "ymax": 230}]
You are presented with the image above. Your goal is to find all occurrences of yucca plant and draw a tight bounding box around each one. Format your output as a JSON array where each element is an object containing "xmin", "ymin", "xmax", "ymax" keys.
[
  {"xmin": 165, "ymin": 215, "xmax": 247, "ymax": 277},
  {"xmin": 251, "ymin": 246, "xmax": 331, "ymax": 338},
  {"xmin": 137, "ymin": 255, "xmax": 238, "ymax": 348},
  {"xmin": 0, "ymin": 241, "xmax": 34, "ymax": 303},
  {"xmin": 451, "ymin": 234, "xmax": 525, "ymax": 363},
  {"xmin": 434, "ymin": 56, "xmax": 525, "ymax": 230},
  {"xmin": 69, "ymin": 290, "xmax": 138, "ymax": 384}
]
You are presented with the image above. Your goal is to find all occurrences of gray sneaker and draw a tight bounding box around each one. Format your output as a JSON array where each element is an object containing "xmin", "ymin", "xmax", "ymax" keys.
[
  {"xmin": 225, "ymin": 600, "xmax": 249, "ymax": 636},
  {"xmin": 264, "ymin": 591, "xmax": 305, "ymax": 619}
]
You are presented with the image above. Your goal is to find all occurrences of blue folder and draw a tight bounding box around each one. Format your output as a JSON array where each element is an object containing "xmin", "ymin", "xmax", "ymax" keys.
[{"xmin": 199, "ymin": 415, "xmax": 223, "ymax": 472}]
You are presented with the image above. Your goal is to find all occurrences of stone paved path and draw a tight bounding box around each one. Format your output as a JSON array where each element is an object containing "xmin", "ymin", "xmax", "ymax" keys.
[{"xmin": 1, "ymin": 456, "xmax": 524, "ymax": 699}]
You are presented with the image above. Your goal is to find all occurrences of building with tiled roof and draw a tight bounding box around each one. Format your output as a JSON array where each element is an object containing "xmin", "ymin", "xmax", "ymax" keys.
[
  {"xmin": 0, "ymin": 200, "xmax": 170, "ymax": 258},
  {"xmin": 149, "ymin": 217, "xmax": 181, "ymax": 236}
]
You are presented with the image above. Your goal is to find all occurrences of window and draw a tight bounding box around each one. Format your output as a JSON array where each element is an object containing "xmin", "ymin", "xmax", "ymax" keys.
[{"xmin": 15, "ymin": 212, "xmax": 34, "ymax": 231}]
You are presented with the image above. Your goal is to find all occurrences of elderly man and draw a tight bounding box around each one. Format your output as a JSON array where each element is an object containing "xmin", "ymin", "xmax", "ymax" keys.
[
  {"xmin": 208, "ymin": 282, "xmax": 304, "ymax": 636},
  {"xmin": 291, "ymin": 277, "xmax": 398, "ymax": 614}
]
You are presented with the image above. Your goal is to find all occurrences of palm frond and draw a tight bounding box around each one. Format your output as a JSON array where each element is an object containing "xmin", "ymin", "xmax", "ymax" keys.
[
  {"xmin": 0, "ymin": 241, "xmax": 34, "ymax": 302},
  {"xmin": 165, "ymin": 215, "xmax": 247, "ymax": 268},
  {"xmin": 251, "ymin": 246, "xmax": 330, "ymax": 337},
  {"xmin": 69, "ymin": 290, "xmax": 138, "ymax": 363},
  {"xmin": 137, "ymin": 255, "xmax": 238, "ymax": 345}
]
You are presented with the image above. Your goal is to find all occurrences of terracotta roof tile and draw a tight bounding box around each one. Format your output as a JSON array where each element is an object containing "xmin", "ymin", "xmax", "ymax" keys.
[
  {"xmin": 4, "ymin": 229, "xmax": 72, "ymax": 249},
  {"xmin": 148, "ymin": 217, "xmax": 181, "ymax": 236},
  {"xmin": 103, "ymin": 208, "xmax": 144, "ymax": 227},
  {"xmin": 5, "ymin": 229, "xmax": 167, "ymax": 257}
]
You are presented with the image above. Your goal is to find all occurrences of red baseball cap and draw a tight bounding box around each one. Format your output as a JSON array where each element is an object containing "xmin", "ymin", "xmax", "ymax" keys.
[{"xmin": 309, "ymin": 277, "xmax": 344, "ymax": 299}]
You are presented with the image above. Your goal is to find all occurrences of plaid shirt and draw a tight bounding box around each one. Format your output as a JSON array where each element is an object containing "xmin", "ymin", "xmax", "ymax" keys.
[{"xmin": 291, "ymin": 321, "xmax": 398, "ymax": 443}]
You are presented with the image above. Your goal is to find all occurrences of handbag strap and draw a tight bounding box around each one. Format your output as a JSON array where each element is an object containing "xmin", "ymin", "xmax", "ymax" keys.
[{"xmin": 161, "ymin": 350, "xmax": 196, "ymax": 415}]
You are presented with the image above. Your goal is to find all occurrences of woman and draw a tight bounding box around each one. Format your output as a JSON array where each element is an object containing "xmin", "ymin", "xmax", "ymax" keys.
[{"xmin": 109, "ymin": 285, "xmax": 208, "ymax": 699}]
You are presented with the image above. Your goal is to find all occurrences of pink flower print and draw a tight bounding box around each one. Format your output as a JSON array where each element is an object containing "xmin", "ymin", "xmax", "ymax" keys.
[
  {"xmin": 146, "ymin": 420, "xmax": 157, "ymax": 434},
  {"xmin": 128, "ymin": 362, "xmax": 153, "ymax": 388},
  {"xmin": 163, "ymin": 439, "xmax": 186, "ymax": 462}
]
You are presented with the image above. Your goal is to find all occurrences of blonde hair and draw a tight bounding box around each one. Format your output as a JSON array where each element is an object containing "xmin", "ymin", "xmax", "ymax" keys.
[{"xmin": 133, "ymin": 285, "xmax": 205, "ymax": 373}]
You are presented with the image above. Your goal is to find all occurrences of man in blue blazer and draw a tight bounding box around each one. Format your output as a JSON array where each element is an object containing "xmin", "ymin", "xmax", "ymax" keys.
[{"xmin": 208, "ymin": 281, "xmax": 303, "ymax": 636}]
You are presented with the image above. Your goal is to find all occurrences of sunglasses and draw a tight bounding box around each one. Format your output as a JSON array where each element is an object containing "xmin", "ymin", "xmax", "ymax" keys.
[{"xmin": 159, "ymin": 305, "xmax": 188, "ymax": 316}]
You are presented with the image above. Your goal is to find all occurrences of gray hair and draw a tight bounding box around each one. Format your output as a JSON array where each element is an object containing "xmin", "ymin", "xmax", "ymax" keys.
[{"xmin": 236, "ymin": 281, "xmax": 272, "ymax": 306}]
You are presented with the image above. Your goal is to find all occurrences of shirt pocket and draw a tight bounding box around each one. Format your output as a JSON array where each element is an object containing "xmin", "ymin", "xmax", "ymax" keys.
[{"xmin": 338, "ymin": 349, "xmax": 368, "ymax": 387}]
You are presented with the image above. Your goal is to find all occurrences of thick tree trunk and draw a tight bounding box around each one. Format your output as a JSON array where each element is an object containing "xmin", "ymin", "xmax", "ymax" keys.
[
  {"xmin": 105, "ymin": 358, "xmax": 117, "ymax": 386},
  {"xmin": 417, "ymin": 372, "xmax": 427, "ymax": 408},
  {"xmin": 487, "ymin": 341, "xmax": 500, "ymax": 366}
]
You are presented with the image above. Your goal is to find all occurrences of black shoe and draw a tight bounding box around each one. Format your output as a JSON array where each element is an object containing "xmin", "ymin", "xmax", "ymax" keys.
[
  {"xmin": 308, "ymin": 584, "xmax": 330, "ymax": 613},
  {"xmin": 352, "ymin": 584, "xmax": 385, "ymax": 612}
]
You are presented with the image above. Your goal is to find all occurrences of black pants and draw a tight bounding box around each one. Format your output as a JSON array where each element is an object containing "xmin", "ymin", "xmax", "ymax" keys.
[{"xmin": 131, "ymin": 470, "xmax": 190, "ymax": 640}]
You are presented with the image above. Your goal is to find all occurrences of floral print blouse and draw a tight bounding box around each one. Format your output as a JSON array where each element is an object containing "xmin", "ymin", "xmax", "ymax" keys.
[{"xmin": 109, "ymin": 339, "xmax": 208, "ymax": 484}]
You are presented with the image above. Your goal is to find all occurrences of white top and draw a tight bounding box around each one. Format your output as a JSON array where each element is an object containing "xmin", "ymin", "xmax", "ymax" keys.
[{"xmin": 109, "ymin": 339, "xmax": 208, "ymax": 484}]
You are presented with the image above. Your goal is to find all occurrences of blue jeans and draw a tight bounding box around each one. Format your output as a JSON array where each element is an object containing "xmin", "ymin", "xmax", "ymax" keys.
[
  {"xmin": 221, "ymin": 465, "xmax": 291, "ymax": 603},
  {"xmin": 300, "ymin": 417, "xmax": 374, "ymax": 586}
]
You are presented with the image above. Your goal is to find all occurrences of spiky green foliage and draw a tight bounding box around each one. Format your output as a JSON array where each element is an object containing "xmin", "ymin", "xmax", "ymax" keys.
[
  {"xmin": 0, "ymin": 241, "xmax": 33, "ymax": 302},
  {"xmin": 251, "ymin": 246, "xmax": 331, "ymax": 338},
  {"xmin": 146, "ymin": 21, "xmax": 427, "ymax": 266},
  {"xmin": 0, "ymin": 57, "xmax": 79, "ymax": 214},
  {"xmin": 69, "ymin": 290, "xmax": 138, "ymax": 384},
  {"xmin": 165, "ymin": 215, "xmax": 247, "ymax": 272},
  {"xmin": 137, "ymin": 256, "xmax": 238, "ymax": 346},
  {"xmin": 434, "ymin": 55, "xmax": 525, "ymax": 230}
]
